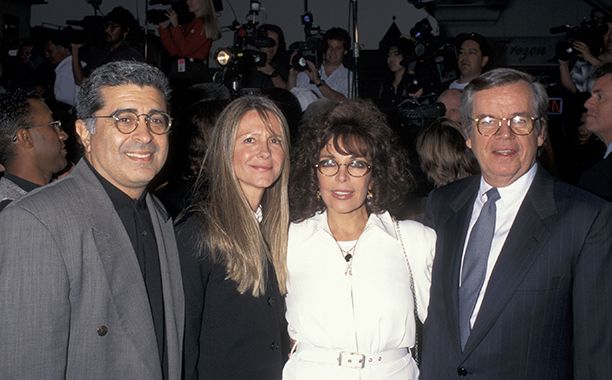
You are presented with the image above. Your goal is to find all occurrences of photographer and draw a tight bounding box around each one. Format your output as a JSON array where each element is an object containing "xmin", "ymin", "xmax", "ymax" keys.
[
  {"xmin": 377, "ymin": 37, "xmax": 424, "ymax": 115},
  {"xmin": 70, "ymin": 7, "xmax": 143, "ymax": 86},
  {"xmin": 243, "ymin": 24, "xmax": 288, "ymax": 90},
  {"xmin": 158, "ymin": 0, "xmax": 221, "ymax": 88},
  {"xmin": 558, "ymin": 16, "xmax": 612, "ymax": 94},
  {"xmin": 287, "ymin": 27, "xmax": 352, "ymax": 108}
]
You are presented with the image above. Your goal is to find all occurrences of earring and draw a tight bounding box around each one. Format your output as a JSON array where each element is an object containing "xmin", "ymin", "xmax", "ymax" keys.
[
  {"xmin": 316, "ymin": 190, "xmax": 321, "ymax": 200},
  {"xmin": 367, "ymin": 190, "xmax": 373, "ymax": 200}
]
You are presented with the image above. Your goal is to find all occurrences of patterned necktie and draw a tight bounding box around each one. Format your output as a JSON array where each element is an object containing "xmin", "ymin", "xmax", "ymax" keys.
[{"xmin": 459, "ymin": 187, "xmax": 500, "ymax": 350}]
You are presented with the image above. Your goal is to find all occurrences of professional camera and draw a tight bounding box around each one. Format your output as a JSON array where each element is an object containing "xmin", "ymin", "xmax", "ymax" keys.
[
  {"xmin": 212, "ymin": 0, "xmax": 275, "ymax": 96},
  {"xmin": 551, "ymin": 17, "xmax": 608, "ymax": 61},
  {"xmin": 397, "ymin": 98, "xmax": 446, "ymax": 127},
  {"xmin": 289, "ymin": 11, "xmax": 324, "ymax": 71},
  {"xmin": 147, "ymin": 1, "xmax": 191, "ymax": 25},
  {"xmin": 401, "ymin": 18, "xmax": 458, "ymax": 96},
  {"xmin": 65, "ymin": 15, "xmax": 106, "ymax": 46}
]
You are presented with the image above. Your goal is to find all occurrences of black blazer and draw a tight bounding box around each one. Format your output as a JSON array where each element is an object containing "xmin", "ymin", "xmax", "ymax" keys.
[
  {"xmin": 421, "ymin": 168, "xmax": 612, "ymax": 380},
  {"xmin": 579, "ymin": 154, "xmax": 612, "ymax": 202},
  {"xmin": 175, "ymin": 215, "xmax": 288, "ymax": 380}
]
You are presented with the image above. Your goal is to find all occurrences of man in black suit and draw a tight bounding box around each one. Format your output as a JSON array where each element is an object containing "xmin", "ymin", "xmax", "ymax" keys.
[
  {"xmin": 422, "ymin": 68, "xmax": 612, "ymax": 379},
  {"xmin": 579, "ymin": 62, "xmax": 612, "ymax": 201}
]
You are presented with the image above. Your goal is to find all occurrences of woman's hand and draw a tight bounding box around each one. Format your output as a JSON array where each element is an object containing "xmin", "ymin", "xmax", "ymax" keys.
[
  {"xmin": 166, "ymin": 9, "xmax": 179, "ymax": 27},
  {"xmin": 573, "ymin": 40, "xmax": 600, "ymax": 65}
]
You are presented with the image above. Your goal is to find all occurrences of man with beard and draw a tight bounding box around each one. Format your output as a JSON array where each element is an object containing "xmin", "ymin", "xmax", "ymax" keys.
[
  {"xmin": 71, "ymin": 6, "xmax": 144, "ymax": 85},
  {"xmin": 449, "ymin": 32, "xmax": 491, "ymax": 91},
  {"xmin": 0, "ymin": 90, "xmax": 68, "ymax": 211}
]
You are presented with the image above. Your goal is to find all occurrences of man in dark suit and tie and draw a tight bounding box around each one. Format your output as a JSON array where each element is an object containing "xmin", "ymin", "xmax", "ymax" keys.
[
  {"xmin": 579, "ymin": 62, "xmax": 612, "ymax": 201},
  {"xmin": 0, "ymin": 61, "xmax": 184, "ymax": 379},
  {"xmin": 422, "ymin": 68, "xmax": 612, "ymax": 379}
]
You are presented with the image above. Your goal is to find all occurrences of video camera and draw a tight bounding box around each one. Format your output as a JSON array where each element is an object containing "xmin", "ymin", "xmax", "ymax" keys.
[
  {"xmin": 65, "ymin": 15, "xmax": 106, "ymax": 46},
  {"xmin": 397, "ymin": 98, "xmax": 446, "ymax": 127},
  {"xmin": 212, "ymin": 0, "xmax": 275, "ymax": 96},
  {"xmin": 146, "ymin": 0, "xmax": 192, "ymax": 25},
  {"xmin": 551, "ymin": 17, "xmax": 608, "ymax": 61},
  {"xmin": 401, "ymin": 18, "xmax": 458, "ymax": 96},
  {"xmin": 289, "ymin": 11, "xmax": 324, "ymax": 71}
]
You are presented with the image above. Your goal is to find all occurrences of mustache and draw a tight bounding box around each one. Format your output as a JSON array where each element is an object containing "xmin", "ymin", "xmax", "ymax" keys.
[{"xmin": 121, "ymin": 143, "xmax": 159, "ymax": 154}]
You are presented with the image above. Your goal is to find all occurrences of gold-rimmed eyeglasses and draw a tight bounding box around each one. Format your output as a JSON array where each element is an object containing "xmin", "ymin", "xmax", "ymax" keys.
[
  {"xmin": 471, "ymin": 114, "xmax": 540, "ymax": 136},
  {"xmin": 315, "ymin": 158, "xmax": 372, "ymax": 177},
  {"xmin": 82, "ymin": 110, "xmax": 172, "ymax": 135}
]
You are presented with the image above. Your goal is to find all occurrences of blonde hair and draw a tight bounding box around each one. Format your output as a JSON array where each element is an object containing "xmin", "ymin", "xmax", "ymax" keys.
[
  {"xmin": 195, "ymin": 0, "xmax": 221, "ymax": 40},
  {"xmin": 192, "ymin": 96, "xmax": 290, "ymax": 296}
]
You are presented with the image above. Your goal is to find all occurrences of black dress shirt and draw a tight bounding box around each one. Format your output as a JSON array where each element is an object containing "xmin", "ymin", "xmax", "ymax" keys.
[{"xmin": 86, "ymin": 160, "xmax": 167, "ymax": 379}]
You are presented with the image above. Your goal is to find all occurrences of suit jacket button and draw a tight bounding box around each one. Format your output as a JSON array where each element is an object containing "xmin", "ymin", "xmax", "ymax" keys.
[
  {"xmin": 270, "ymin": 342, "xmax": 280, "ymax": 350},
  {"xmin": 457, "ymin": 366, "xmax": 468, "ymax": 376},
  {"xmin": 97, "ymin": 325, "xmax": 108, "ymax": 336},
  {"xmin": 267, "ymin": 296, "xmax": 275, "ymax": 306}
]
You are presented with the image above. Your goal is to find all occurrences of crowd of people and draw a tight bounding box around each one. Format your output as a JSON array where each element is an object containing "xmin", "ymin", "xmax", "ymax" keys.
[{"xmin": 1, "ymin": 3, "xmax": 612, "ymax": 380}]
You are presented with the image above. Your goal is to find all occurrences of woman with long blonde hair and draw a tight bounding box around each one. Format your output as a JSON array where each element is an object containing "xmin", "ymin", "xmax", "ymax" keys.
[{"xmin": 176, "ymin": 96, "xmax": 290, "ymax": 379}]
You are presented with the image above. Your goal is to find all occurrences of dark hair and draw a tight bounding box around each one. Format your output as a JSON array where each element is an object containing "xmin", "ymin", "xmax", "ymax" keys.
[
  {"xmin": 0, "ymin": 89, "xmax": 41, "ymax": 164},
  {"xmin": 290, "ymin": 99, "xmax": 412, "ymax": 222},
  {"xmin": 258, "ymin": 24, "xmax": 286, "ymax": 53},
  {"xmin": 462, "ymin": 67, "xmax": 548, "ymax": 136},
  {"xmin": 76, "ymin": 61, "xmax": 171, "ymax": 133},
  {"xmin": 592, "ymin": 61, "xmax": 612, "ymax": 79},
  {"xmin": 455, "ymin": 32, "xmax": 492, "ymax": 58},
  {"xmin": 105, "ymin": 6, "xmax": 137, "ymax": 29},
  {"xmin": 48, "ymin": 29, "xmax": 71, "ymax": 50},
  {"xmin": 324, "ymin": 27, "xmax": 351, "ymax": 51}
]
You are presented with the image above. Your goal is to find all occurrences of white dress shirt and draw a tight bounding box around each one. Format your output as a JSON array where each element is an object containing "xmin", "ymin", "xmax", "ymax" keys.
[
  {"xmin": 461, "ymin": 164, "xmax": 538, "ymax": 327},
  {"xmin": 284, "ymin": 211, "xmax": 435, "ymax": 380},
  {"xmin": 53, "ymin": 55, "xmax": 80, "ymax": 107}
]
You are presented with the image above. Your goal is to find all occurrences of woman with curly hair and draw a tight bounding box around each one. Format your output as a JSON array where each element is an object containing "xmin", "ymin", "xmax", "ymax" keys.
[
  {"xmin": 175, "ymin": 96, "xmax": 290, "ymax": 379},
  {"xmin": 283, "ymin": 99, "xmax": 436, "ymax": 379}
]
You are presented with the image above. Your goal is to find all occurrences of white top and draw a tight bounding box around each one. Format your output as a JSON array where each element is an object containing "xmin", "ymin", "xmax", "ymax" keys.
[
  {"xmin": 53, "ymin": 55, "xmax": 80, "ymax": 107},
  {"xmin": 292, "ymin": 64, "xmax": 352, "ymax": 110},
  {"xmin": 448, "ymin": 79, "xmax": 469, "ymax": 91},
  {"xmin": 604, "ymin": 143, "xmax": 612, "ymax": 159},
  {"xmin": 283, "ymin": 211, "xmax": 436, "ymax": 380},
  {"xmin": 461, "ymin": 164, "xmax": 537, "ymax": 327}
]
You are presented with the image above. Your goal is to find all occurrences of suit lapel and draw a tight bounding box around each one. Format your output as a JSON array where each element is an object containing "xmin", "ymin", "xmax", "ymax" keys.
[
  {"xmin": 438, "ymin": 178, "xmax": 479, "ymax": 354},
  {"xmin": 462, "ymin": 169, "xmax": 557, "ymax": 356},
  {"xmin": 147, "ymin": 195, "xmax": 184, "ymax": 378},
  {"xmin": 75, "ymin": 162, "xmax": 161, "ymax": 375}
]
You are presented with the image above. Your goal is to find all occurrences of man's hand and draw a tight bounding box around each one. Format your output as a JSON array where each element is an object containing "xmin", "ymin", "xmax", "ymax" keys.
[{"xmin": 166, "ymin": 9, "xmax": 179, "ymax": 27}]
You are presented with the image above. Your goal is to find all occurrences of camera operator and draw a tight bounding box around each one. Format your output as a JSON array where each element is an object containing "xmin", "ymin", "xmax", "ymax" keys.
[
  {"xmin": 158, "ymin": 0, "xmax": 220, "ymax": 88},
  {"xmin": 70, "ymin": 7, "xmax": 144, "ymax": 86},
  {"xmin": 448, "ymin": 32, "xmax": 491, "ymax": 91},
  {"xmin": 287, "ymin": 27, "xmax": 352, "ymax": 107},
  {"xmin": 243, "ymin": 24, "xmax": 288, "ymax": 90},
  {"xmin": 558, "ymin": 16, "xmax": 612, "ymax": 94},
  {"xmin": 377, "ymin": 37, "xmax": 424, "ymax": 115}
]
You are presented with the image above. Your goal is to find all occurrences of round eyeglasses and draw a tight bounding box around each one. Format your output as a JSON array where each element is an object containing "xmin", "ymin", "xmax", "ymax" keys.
[
  {"xmin": 470, "ymin": 114, "xmax": 540, "ymax": 136},
  {"xmin": 83, "ymin": 110, "xmax": 172, "ymax": 135},
  {"xmin": 315, "ymin": 159, "xmax": 372, "ymax": 177}
]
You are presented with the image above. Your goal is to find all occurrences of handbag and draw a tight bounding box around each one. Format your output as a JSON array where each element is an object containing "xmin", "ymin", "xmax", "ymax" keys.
[{"xmin": 394, "ymin": 219, "xmax": 422, "ymax": 365}]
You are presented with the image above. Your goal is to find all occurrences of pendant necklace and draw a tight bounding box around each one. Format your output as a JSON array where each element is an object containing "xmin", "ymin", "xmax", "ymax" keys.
[{"xmin": 337, "ymin": 241, "xmax": 358, "ymax": 276}]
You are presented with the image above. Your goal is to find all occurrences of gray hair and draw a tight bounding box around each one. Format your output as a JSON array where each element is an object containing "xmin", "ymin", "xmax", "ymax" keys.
[
  {"xmin": 461, "ymin": 68, "xmax": 548, "ymax": 136},
  {"xmin": 75, "ymin": 61, "xmax": 171, "ymax": 133},
  {"xmin": 0, "ymin": 89, "xmax": 41, "ymax": 164}
]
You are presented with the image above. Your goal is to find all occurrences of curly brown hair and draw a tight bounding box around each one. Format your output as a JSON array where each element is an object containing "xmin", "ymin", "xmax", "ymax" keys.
[{"xmin": 290, "ymin": 99, "xmax": 413, "ymax": 222}]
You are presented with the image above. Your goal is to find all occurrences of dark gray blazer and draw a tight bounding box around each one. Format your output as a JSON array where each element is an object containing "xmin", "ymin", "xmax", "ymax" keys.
[
  {"xmin": 0, "ymin": 160, "xmax": 184, "ymax": 379},
  {"xmin": 421, "ymin": 167, "xmax": 612, "ymax": 380}
]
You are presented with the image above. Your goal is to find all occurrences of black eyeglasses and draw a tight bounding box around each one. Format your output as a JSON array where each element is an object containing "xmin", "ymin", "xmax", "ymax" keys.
[
  {"xmin": 12, "ymin": 120, "xmax": 63, "ymax": 143},
  {"xmin": 470, "ymin": 114, "xmax": 540, "ymax": 136},
  {"xmin": 315, "ymin": 159, "xmax": 372, "ymax": 177},
  {"xmin": 82, "ymin": 110, "xmax": 172, "ymax": 135}
]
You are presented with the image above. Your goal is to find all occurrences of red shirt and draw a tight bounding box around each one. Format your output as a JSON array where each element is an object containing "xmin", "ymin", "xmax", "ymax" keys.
[{"xmin": 159, "ymin": 18, "xmax": 212, "ymax": 60}]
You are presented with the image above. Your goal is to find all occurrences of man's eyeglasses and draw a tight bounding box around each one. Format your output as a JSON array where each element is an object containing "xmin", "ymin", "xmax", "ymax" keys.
[
  {"xmin": 12, "ymin": 120, "xmax": 63, "ymax": 142},
  {"xmin": 315, "ymin": 158, "xmax": 372, "ymax": 177},
  {"xmin": 470, "ymin": 114, "xmax": 540, "ymax": 136},
  {"xmin": 82, "ymin": 110, "xmax": 172, "ymax": 135}
]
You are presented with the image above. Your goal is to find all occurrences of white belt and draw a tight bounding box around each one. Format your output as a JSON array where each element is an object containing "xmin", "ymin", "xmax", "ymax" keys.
[{"xmin": 295, "ymin": 343, "xmax": 408, "ymax": 369}]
